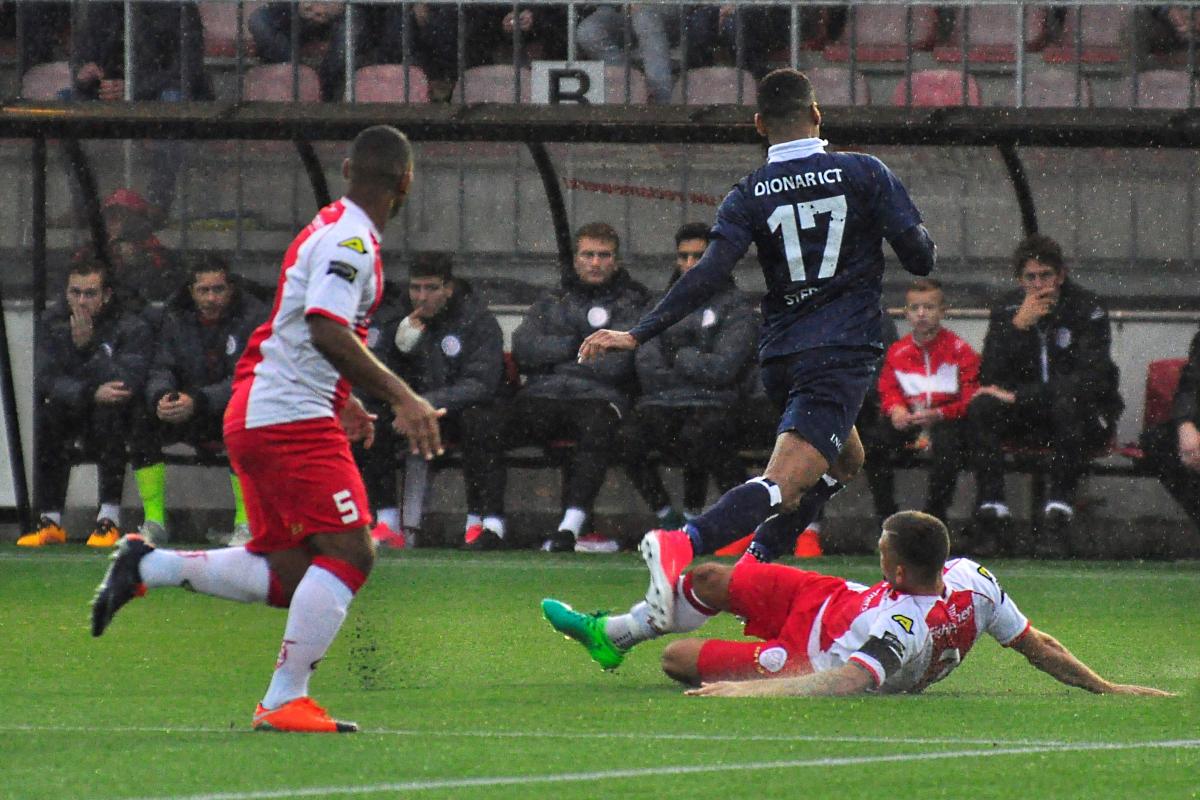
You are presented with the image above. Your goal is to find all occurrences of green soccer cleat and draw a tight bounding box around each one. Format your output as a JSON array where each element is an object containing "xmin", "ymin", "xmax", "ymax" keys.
[{"xmin": 541, "ymin": 598, "xmax": 626, "ymax": 671}]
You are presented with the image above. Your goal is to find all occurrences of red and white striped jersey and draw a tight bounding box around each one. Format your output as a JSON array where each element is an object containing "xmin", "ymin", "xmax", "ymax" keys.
[
  {"xmin": 877, "ymin": 327, "xmax": 980, "ymax": 421},
  {"xmin": 225, "ymin": 198, "xmax": 383, "ymax": 432},
  {"xmin": 811, "ymin": 558, "xmax": 1029, "ymax": 694}
]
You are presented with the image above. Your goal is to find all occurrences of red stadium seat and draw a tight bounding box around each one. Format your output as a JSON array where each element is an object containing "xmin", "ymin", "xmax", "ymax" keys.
[
  {"xmin": 20, "ymin": 61, "xmax": 71, "ymax": 100},
  {"xmin": 603, "ymin": 65, "xmax": 650, "ymax": 104},
  {"xmin": 824, "ymin": 5, "xmax": 939, "ymax": 63},
  {"xmin": 805, "ymin": 67, "xmax": 871, "ymax": 106},
  {"xmin": 891, "ymin": 69, "xmax": 982, "ymax": 107},
  {"xmin": 199, "ymin": 1, "xmax": 263, "ymax": 58},
  {"xmin": 1043, "ymin": 5, "xmax": 1133, "ymax": 65},
  {"xmin": 241, "ymin": 63, "xmax": 321, "ymax": 102},
  {"xmin": 451, "ymin": 65, "xmax": 532, "ymax": 103},
  {"xmin": 672, "ymin": 67, "xmax": 755, "ymax": 105},
  {"xmin": 1117, "ymin": 358, "xmax": 1187, "ymax": 459},
  {"xmin": 1109, "ymin": 69, "xmax": 1199, "ymax": 108},
  {"xmin": 353, "ymin": 65, "xmax": 430, "ymax": 104},
  {"xmin": 1007, "ymin": 68, "xmax": 1093, "ymax": 107},
  {"xmin": 934, "ymin": 5, "xmax": 1050, "ymax": 63}
]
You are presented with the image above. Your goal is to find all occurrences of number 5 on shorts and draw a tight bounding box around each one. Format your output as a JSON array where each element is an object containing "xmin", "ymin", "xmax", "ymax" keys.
[{"xmin": 332, "ymin": 489, "xmax": 360, "ymax": 524}]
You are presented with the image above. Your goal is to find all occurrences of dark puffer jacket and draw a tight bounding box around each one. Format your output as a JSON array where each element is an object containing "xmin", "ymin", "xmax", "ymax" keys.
[
  {"xmin": 980, "ymin": 280, "xmax": 1123, "ymax": 422},
  {"xmin": 144, "ymin": 279, "xmax": 268, "ymax": 419},
  {"xmin": 512, "ymin": 268, "xmax": 651, "ymax": 411},
  {"xmin": 37, "ymin": 295, "xmax": 153, "ymax": 410},
  {"xmin": 635, "ymin": 278, "xmax": 756, "ymax": 408},
  {"xmin": 375, "ymin": 280, "xmax": 505, "ymax": 413}
]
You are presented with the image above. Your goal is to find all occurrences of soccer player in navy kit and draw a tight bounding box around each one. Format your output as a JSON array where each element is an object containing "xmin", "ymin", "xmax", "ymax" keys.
[{"xmin": 577, "ymin": 68, "xmax": 937, "ymax": 636}]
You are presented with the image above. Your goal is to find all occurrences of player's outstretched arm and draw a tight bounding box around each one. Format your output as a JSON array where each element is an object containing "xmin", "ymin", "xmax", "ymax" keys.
[
  {"xmin": 685, "ymin": 662, "xmax": 875, "ymax": 698},
  {"xmin": 1009, "ymin": 626, "xmax": 1175, "ymax": 696},
  {"xmin": 308, "ymin": 314, "xmax": 445, "ymax": 459}
]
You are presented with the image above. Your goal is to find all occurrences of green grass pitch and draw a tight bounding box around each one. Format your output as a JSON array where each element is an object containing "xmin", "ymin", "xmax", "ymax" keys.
[{"xmin": 1, "ymin": 548, "xmax": 1197, "ymax": 799}]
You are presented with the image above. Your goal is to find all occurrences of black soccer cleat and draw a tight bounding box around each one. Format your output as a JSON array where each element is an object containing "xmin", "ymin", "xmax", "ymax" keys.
[{"xmin": 91, "ymin": 534, "xmax": 154, "ymax": 637}]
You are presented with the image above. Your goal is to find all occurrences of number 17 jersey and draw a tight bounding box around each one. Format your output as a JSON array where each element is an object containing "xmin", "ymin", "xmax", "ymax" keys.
[{"xmin": 710, "ymin": 138, "xmax": 923, "ymax": 361}]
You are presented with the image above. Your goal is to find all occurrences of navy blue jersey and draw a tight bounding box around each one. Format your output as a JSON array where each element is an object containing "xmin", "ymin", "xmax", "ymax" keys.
[{"xmin": 711, "ymin": 140, "xmax": 922, "ymax": 360}]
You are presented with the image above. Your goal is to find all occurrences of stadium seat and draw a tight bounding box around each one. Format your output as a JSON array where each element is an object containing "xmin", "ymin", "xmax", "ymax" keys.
[
  {"xmin": 241, "ymin": 63, "xmax": 322, "ymax": 102},
  {"xmin": 1043, "ymin": 5, "xmax": 1134, "ymax": 64},
  {"xmin": 451, "ymin": 65, "xmax": 532, "ymax": 104},
  {"xmin": 672, "ymin": 67, "xmax": 755, "ymax": 105},
  {"xmin": 805, "ymin": 67, "xmax": 871, "ymax": 106},
  {"xmin": 934, "ymin": 5, "xmax": 1050, "ymax": 63},
  {"xmin": 199, "ymin": 1, "xmax": 263, "ymax": 58},
  {"xmin": 353, "ymin": 65, "xmax": 431, "ymax": 104},
  {"xmin": 20, "ymin": 61, "xmax": 71, "ymax": 100},
  {"xmin": 603, "ymin": 66, "xmax": 650, "ymax": 104},
  {"xmin": 1117, "ymin": 358, "xmax": 1187, "ymax": 459},
  {"xmin": 1007, "ymin": 68, "xmax": 1094, "ymax": 108},
  {"xmin": 891, "ymin": 69, "xmax": 982, "ymax": 107},
  {"xmin": 824, "ymin": 5, "xmax": 939, "ymax": 62},
  {"xmin": 1108, "ymin": 69, "xmax": 1199, "ymax": 108}
]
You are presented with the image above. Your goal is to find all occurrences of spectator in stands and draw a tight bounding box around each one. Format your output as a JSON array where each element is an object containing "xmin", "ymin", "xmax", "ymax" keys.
[
  {"xmin": 623, "ymin": 222, "xmax": 756, "ymax": 530},
  {"xmin": 130, "ymin": 255, "xmax": 266, "ymax": 545},
  {"xmin": 250, "ymin": 2, "xmax": 347, "ymax": 100},
  {"xmin": 65, "ymin": 1, "xmax": 212, "ymax": 218},
  {"xmin": 1142, "ymin": 6, "xmax": 1200, "ymax": 57},
  {"xmin": 355, "ymin": 253, "xmax": 505, "ymax": 550},
  {"xmin": 18, "ymin": 261, "xmax": 152, "ymax": 548},
  {"xmin": 1139, "ymin": 327, "xmax": 1200, "ymax": 530},
  {"xmin": 968, "ymin": 234, "xmax": 1123, "ymax": 558},
  {"xmin": 6, "ymin": 1, "xmax": 71, "ymax": 72},
  {"xmin": 875, "ymin": 278, "xmax": 980, "ymax": 526},
  {"xmin": 474, "ymin": 222, "xmax": 651, "ymax": 553},
  {"xmin": 682, "ymin": 4, "xmax": 790, "ymax": 81},
  {"xmin": 577, "ymin": 4, "xmax": 679, "ymax": 103}
]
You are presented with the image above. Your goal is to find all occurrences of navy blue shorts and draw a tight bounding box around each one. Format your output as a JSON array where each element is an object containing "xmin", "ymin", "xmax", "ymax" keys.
[{"xmin": 759, "ymin": 346, "xmax": 881, "ymax": 467}]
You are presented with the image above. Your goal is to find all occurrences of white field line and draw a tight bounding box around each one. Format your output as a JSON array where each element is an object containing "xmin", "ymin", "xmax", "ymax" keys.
[
  {"xmin": 1, "ymin": 550, "xmax": 1197, "ymax": 582},
  {"xmin": 0, "ymin": 722, "xmax": 1073, "ymax": 747},
  {"xmin": 114, "ymin": 739, "xmax": 1200, "ymax": 800}
]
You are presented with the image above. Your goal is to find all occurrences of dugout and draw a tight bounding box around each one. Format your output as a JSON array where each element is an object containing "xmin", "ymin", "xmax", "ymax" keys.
[{"xmin": 0, "ymin": 32, "xmax": 1198, "ymax": 551}]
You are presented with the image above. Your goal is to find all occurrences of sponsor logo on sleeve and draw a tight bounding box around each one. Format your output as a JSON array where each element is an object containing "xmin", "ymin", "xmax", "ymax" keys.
[
  {"xmin": 977, "ymin": 565, "xmax": 995, "ymax": 582},
  {"xmin": 891, "ymin": 614, "xmax": 914, "ymax": 634},
  {"xmin": 337, "ymin": 237, "xmax": 367, "ymax": 254},
  {"xmin": 881, "ymin": 631, "xmax": 906, "ymax": 658},
  {"xmin": 756, "ymin": 645, "xmax": 789, "ymax": 673},
  {"xmin": 327, "ymin": 260, "xmax": 359, "ymax": 283}
]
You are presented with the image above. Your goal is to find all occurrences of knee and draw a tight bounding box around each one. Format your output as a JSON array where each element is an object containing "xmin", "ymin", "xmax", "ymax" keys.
[
  {"xmin": 830, "ymin": 439, "xmax": 865, "ymax": 484},
  {"xmin": 688, "ymin": 562, "xmax": 730, "ymax": 609},
  {"xmin": 660, "ymin": 639, "xmax": 703, "ymax": 686}
]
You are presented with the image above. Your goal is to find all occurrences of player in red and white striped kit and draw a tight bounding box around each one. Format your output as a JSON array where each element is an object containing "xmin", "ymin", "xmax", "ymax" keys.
[
  {"xmin": 92, "ymin": 126, "xmax": 445, "ymax": 732},
  {"xmin": 543, "ymin": 511, "xmax": 1171, "ymax": 697}
]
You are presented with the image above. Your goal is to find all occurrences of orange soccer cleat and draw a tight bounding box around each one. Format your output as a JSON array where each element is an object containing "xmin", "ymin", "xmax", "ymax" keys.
[
  {"xmin": 253, "ymin": 697, "xmax": 358, "ymax": 733},
  {"xmin": 17, "ymin": 516, "xmax": 67, "ymax": 547},
  {"xmin": 86, "ymin": 518, "xmax": 122, "ymax": 548}
]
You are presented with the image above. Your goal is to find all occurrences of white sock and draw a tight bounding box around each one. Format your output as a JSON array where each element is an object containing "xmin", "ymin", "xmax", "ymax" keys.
[
  {"xmin": 559, "ymin": 507, "xmax": 587, "ymax": 535},
  {"xmin": 43, "ymin": 510, "xmax": 62, "ymax": 525},
  {"xmin": 376, "ymin": 507, "xmax": 401, "ymax": 531},
  {"xmin": 672, "ymin": 575, "xmax": 715, "ymax": 633},
  {"xmin": 261, "ymin": 565, "xmax": 355, "ymax": 709},
  {"xmin": 139, "ymin": 547, "xmax": 269, "ymax": 603},
  {"xmin": 465, "ymin": 513, "xmax": 483, "ymax": 530},
  {"xmin": 604, "ymin": 602, "xmax": 659, "ymax": 650},
  {"xmin": 98, "ymin": 504, "xmax": 121, "ymax": 526},
  {"xmin": 482, "ymin": 516, "xmax": 506, "ymax": 538}
]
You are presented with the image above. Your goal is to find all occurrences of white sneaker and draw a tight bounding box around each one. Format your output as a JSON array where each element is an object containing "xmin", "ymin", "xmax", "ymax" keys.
[
  {"xmin": 228, "ymin": 522, "xmax": 252, "ymax": 547},
  {"xmin": 574, "ymin": 532, "xmax": 619, "ymax": 553}
]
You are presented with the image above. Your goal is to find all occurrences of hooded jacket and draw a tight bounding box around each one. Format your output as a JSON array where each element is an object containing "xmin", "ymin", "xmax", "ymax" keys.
[
  {"xmin": 635, "ymin": 277, "xmax": 756, "ymax": 408},
  {"xmin": 1172, "ymin": 328, "xmax": 1200, "ymax": 427},
  {"xmin": 376, "ymin": 280, "xmax": 504, "ymax": 413},
  {"xmin": 980, "ymin": 280, "xmax": 1123, "ymax": 422},
  {"xmin": 145, "ymin": 279, "xmax": 268, "ymax": 419},
  {"xmin": 512, "ymin": 268, "xmax": 651, "ymax": 411},
  {"xmin": 37, "ymin": 294, "xmax": 153, "ymax": 411}
]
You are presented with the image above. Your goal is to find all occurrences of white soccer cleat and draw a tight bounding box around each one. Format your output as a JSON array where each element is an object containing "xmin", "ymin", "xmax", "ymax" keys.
[{"xmin": 638, "ymin": 529, "xmax": 693, "ymax": 632}]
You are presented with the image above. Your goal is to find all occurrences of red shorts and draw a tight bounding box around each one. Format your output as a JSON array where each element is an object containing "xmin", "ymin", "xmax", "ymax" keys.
[
  {"xmin": 225, "ymin": 417, "xmax": 371, "ymax": 554},
  {"xmin": 696, "ymin": 560, "xmax": 846, "ymax": 682}
]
